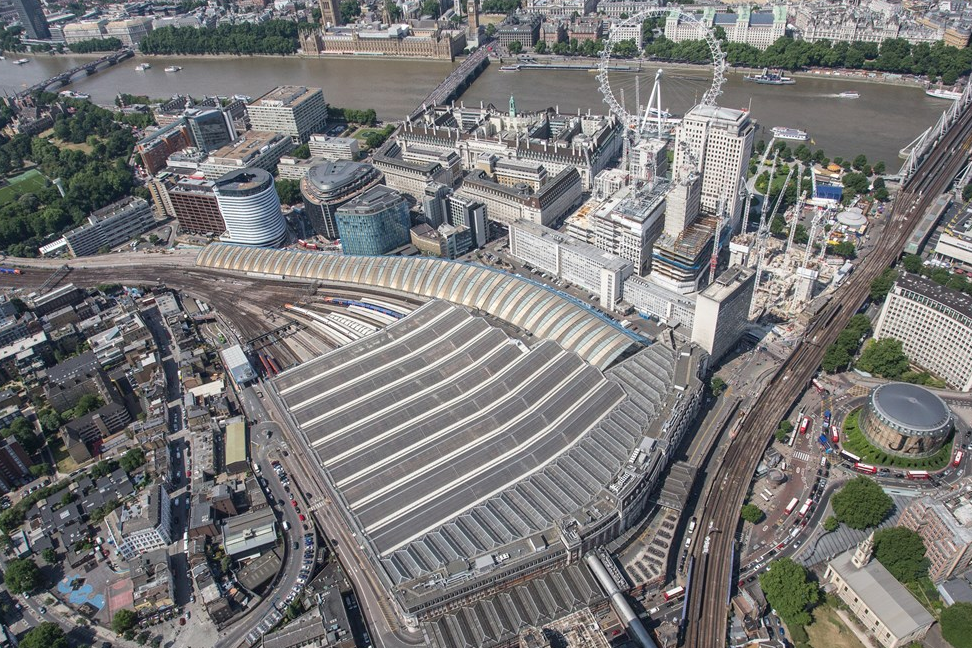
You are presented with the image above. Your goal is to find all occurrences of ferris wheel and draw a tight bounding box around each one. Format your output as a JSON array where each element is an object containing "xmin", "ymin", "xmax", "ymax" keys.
[{"xmin": 596, "ymin": 7, "xmax": 727, "ymax": 139}]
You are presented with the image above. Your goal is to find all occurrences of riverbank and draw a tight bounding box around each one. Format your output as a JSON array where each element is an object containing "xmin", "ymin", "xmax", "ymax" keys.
[{"xmin": 495, "ymin": 54, "xmax": 931, "ymax": 89}]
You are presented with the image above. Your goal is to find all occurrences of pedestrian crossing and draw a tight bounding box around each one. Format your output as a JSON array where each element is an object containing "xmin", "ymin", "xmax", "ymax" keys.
[{"xmin": 793, "ymin": 451, "xmax": 812, "ymax": 463}]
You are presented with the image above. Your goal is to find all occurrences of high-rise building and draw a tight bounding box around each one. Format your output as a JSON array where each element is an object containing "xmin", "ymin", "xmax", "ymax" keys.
[
  {"xmin": 448, "ymin": 193, "xmax": 487, "ymax": 248},
  {"xmin": 872, "ymin": 272, "xmax": 972, "ymax": 391},
  {"xmin": 586, "ymin": 180, "xmax": 667, "ymax": 276},
  {"xmin": 691, "ymin": 265, "xmax": 755, "ymax": 362},
  {"xmin": 673, "ymin": 105, "xmax": 755, "ymax": 231},
  {"xmin": 214, "ymin": 168, "xmax": 286, "ymax": 247},
  {"xmin": 663, "ymin": 167, "xmax": 702, "ymax": 237},
  {"xmin": 318, "ymin": 0, "xmax": 342, "ymax": 26},
  {"xmin": 12, "ymin": 0, "xmax": 49, "ymax": 39},
  {"xmin": 299, "ymin": 160, "xmax": 385, "ymax": 239},
  {"xmin": 335, "ymin": 185, "xmax": 411, "ymax": 256},
  {"xmin": 307, "ymin": 134, "xmax": 359, "ymax": 160},
  {"xmin": 246, "ymin": 86, "xmax": 328, "ymax": 144},
  {"xmin": 422, "ymin": 182, "xmax": 452, "ymax": 228},
  {"xmin": 166, "ymin": 177, "xmax": 226, "ymax": 235},
  {"xmin": 184, "ymin": 108, "xmax": 236, "ymax": 154}
]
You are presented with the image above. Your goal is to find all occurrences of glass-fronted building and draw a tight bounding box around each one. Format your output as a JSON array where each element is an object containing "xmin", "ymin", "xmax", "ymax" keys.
[{"xmin": 335, "ymin": 185, "xmax": 410, "ymax": 256}]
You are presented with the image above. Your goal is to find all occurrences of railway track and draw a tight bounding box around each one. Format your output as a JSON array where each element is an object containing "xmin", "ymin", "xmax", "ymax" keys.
[{"xmin": 683, "ymin": 104, "xmax": 972, "ymax": 647}]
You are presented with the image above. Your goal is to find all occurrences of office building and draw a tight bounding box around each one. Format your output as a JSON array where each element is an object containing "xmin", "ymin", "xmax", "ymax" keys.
[
  {"xmin": 899, "ymin": 494, "xmax": 972, "ymax": 583},
  {"xmin": 665, "ymin": 6, "xmax": 787, "ymax": 50},
  {"xmin": 461, "ymin": 167, "xmax": 583, "ymax": 228},
  {"xmin": 372, "ymin": 143, "xmax": 454, "ymax": 199},
  {"xmin": 105, "ymin": 17, "xmax": 153, "ymax": 47},
  {"xmin": 691, "ymin": 265, "xmax": 755, "ymax": 362},
  {"xmin": 495, "ymin": 14, "xmax": 541, "ymax": 47},
  {"xmin": 107, "ymin": 485, "xmax": 172, "ymax": 560},
  {"xmin": 246, "ymin": 86, "xmax": 328, "ymax": 144},
  {"xmin": 511, "ymin": 220, "xmax": 633, "ymax": 305},
  {"xmin": 583, "ymin": 180, "xmax": 668, "ymax": 276},
  {"xmin": 307, "ymin": 134, "xmax": 359, "ymax": 160},
  {"xmin": 422, "ymin": 182, "xmax": 452, "ymax": 228},
  {"xmin": 860, "ymin": 383, "xmax": 952, "ymax": 458},
  {"xmin": 492, "ymin": 158, "xmax": 548, "ymax": 191},
  {"xmin": 825, "ymin": 534, "xmax": 935, "ymax": 648},
  {"xmin": 184, "ymin": 108, "xmax": 236, "ymax": 154},
  {"xmin": 12, "ymin": 0, "xmax": 49, "ymax": 39},
  {"xmin": 335, "ymin": 185, "xmax": 410, "ymax": 256},
  {"xmin": 167, "ymin": 177, "xmax": 226, "ymax": 235},
  {"xmin": 214, "ymin": 168, "xmax": 287, "ymax": 247},
  {"xmin": 62, "ymin": 197, "xmax": 157, "ymax": 258},
  {"xmin": 673, "ymin": 105, "xmax": 755, "ymax": 231},
  {"xmin": 300, "ymin": 160, "xmax": 385, "ymax": 239},
  {"xmin": 198, "ymin": 132, "xmax": 293, "ymax": 180},
  {"xmin": 411, "ymin": 223, "xmax": 447, "ymax": 258},
  {"xmin": 873, "ymin": 272, "xmax": 972, "ymax": 391},
  {"xmin": 135, "ymin": 122, "xmax": 192, "ymax": 176},
  {"xmin": 651, "ymin": 216, "xmax": 718, "ymax": 294},
  {"xmin": 448, "ymin": 193, "xmax": 487, "ymax": 248},
  {"xmin": 0, "ymin": 439, "xmax": 32, "ymax": 493},
  {"xmin": 399, "ymin": 104, "xmax": 622, "ymax": 192},
  {"xmin": 276, "ymin": 156, "xmax": 321, "ymax": 181},
  {"xmin": 623, "ymin": 275, "xmax": 697, "ymax": 329},
  {"xmin": 62, "ymin": 19, "xmax": 107, "ymax": 43}
]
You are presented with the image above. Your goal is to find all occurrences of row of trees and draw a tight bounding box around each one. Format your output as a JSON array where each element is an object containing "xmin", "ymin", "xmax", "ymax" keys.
[
  {"xmin": 139, "ymin": 21, "xmax": 299, "ymax": 56},
  {"xmin": 332, "ymin": 107, "xmax": 378, "ymax": 126},
  {"xmin": 481, "ymin": 0, "xmax": 520, "ymax": 13},
  {"xmin": 821, "ymin": 314, "xmax": 872, "ymax": 372},
  {"xmin": 67, "ymin": 37, "xmax": 123, "ymax": 53},
  {"xmin": 534, "ymin": 38, "xmax": 606, "ymax": 57},
  {"xmin": 0, "ymin": 99, "xmax": 137, "ymax": 256},
  {"xmin": 643, "ymin": 34, "xmax": 972, "ymax": 85}
]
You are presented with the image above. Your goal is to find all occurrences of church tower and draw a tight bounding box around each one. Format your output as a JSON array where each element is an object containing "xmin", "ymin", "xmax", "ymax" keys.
[{"xmin": 852, "ymin": 531, "xmax": 875, "ymax": 569}]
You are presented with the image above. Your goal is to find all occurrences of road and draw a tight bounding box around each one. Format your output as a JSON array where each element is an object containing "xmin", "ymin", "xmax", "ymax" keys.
[
  {"xmin": 213, "ymin": 385, "xmax": 311, "ymax": 648},
  {"xmin": 682, "ymin": 100, "xmax": 972, "ymax": 647}
]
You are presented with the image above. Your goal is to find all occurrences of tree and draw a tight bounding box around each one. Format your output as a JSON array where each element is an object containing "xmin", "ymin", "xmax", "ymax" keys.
[
  {"xmin": 711, "ymin": 375, "xmax": 727, "ymax": 396},
  {"xmin": 821, "ymin": 342, "xmax": 851, "ymax": 373},
  {"xmin": 508, "ymin": 40, "xmax": 523, "ymax": 54},
  {"xmin": 20, "ymin": 623, "xmax": 67, "ymax": 648},
  {"xmin": 112, "ymin": 609, "xmax": 138, "ymax": 635},
  {"xmin": 29, "ymin": 464, "xmax": 52, "ymax": 478},
  {"xmin": 856, "ymin": 338, "xmax": 910, "ymax": 379},
  {"xmin": 870, "ymin": 268, "xmax": 897, "ymax": 302},
  {"xmin": 119, "ymin": 448, "xmax": 146, "ymax": 473},
  {"xmin": 940, "ymin": 602, "xmax": 972, "ymax": 648},
  {"xmin": 852, "ymin": 153, "xmax": 868, "ymax": 170},
  {"xmin": 823, "ymin": 516, "xmax": 839, "ymax": 532},
  {"xmin": 759, "ymin": 558, "xmax": 820, "ymax": 627},
  {"xmin": 964, "ymin": 183, "xmax": 972, "ymax": 203},
  {"xmin": 275, "ymin": 179, "xmax": 302, "ymax": 206},
  {"xmin": 485, "ymin": 23, "xmax": 496, "ymax": 36},
  {"xmin": 831, "ymin": 476, "xmax": 893, "ymax": 529},
  {"xmin": 148, "ymin": 233, "xmax": 160, "ymax": 245},
  {"xmin": 741, "ymin": 504, "xmax": 764, "ymax": 524},
  {"xmin": 3, "ymin": 558, "xmax": 41, "ymax": 594},
  {"xmin": 873, "ymin": 527, "xmax": 928, "ymax": 582},
  {"xmin": 873, "ymin": 160, "xmax": 886, "ymax": 174},
  {"xmin": 340, "ymin": 0, "xmax": 362, "ymax": 22},
  {"xmin": 534, "ymin": 41, "xmax": 546, "ymax": 54},
  {"xmin": 41, "ymin": 547, "xmax": 57, "ymax": 564},
  {"xmin": 72, "ymin": 394, "xmax": 103, "ymax": 418},
  {"xmin": 291, "ymin": 143, "xmax": 311, "ymax": 159},
  {"xmin": 828, "ymin": 240, "xmax": 856, "ymax": 259},
  {"xmin": 902, "ymin": 254, "xmax": 923, "ymax": 273}
]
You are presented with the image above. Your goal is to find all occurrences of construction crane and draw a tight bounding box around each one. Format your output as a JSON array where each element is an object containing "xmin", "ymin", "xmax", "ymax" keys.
[
  {"xmin": 750, "ymin": 165, "xmax": 795, "ymax": 317},
  {"xmin": 786, "ymin": 172, "xmax": 804, "ymax": 255}
]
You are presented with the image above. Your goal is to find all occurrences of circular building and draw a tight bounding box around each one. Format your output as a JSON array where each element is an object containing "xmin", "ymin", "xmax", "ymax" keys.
[
  {"xmin": 213, "ymin": 168, "xmax": 286, "ymax": 247},
  {"xmin": 837, "ymin": 207, "xmax": 867, "ymax": 228},
  {"xmin": 860, "ymin": 383, "xmax": 952, "ymax": 457},
  {"xmin": 300, "ymin": 161, "xmax": 384, "ymax": 240}
]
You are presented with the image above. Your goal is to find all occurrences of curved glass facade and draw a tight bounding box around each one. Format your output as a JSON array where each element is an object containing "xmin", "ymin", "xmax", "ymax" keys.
[{"xmin": 214, "ymin": 169, "xmax": 286, "ymax": 247}]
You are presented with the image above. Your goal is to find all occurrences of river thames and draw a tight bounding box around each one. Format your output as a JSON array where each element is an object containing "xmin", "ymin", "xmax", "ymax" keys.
[{"xmin": 0, "ymin": 53, "xmax": 953, "ymax": 164}]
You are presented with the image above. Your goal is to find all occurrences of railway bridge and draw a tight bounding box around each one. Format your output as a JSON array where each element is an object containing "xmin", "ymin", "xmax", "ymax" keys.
[{"xmin": 17, "ymin": 49, "xmax": 134, "ymax": 98}]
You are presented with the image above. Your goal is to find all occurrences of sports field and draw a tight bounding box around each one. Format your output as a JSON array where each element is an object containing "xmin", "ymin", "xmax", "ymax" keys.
[{"xmin": 0, "ymin": 169, "xmax": 48, "ymax": 205}]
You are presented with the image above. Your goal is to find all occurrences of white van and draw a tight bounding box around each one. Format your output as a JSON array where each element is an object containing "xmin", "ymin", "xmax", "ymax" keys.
[{"xmin": 283, "ymin": 521, "xmax": 290, "ymax": 531}]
